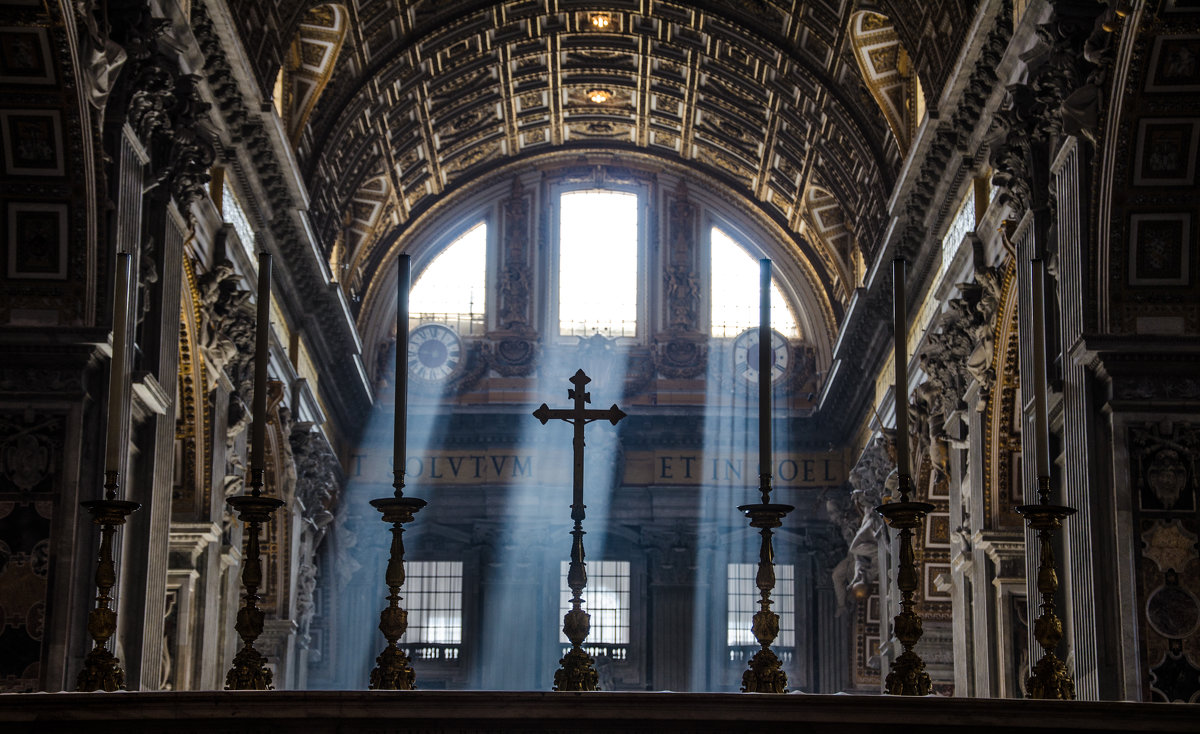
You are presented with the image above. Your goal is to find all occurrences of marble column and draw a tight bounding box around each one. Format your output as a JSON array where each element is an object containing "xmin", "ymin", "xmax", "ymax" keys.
[{"xmin": 1051, "ymin": 138, "xmax": 1111, "ymax": 700}]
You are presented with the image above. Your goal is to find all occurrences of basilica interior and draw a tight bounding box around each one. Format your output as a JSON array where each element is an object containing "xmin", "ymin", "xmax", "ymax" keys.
[{"xmin": 1, "ymin": 0, "xmax": 1199, "ymax": 728}]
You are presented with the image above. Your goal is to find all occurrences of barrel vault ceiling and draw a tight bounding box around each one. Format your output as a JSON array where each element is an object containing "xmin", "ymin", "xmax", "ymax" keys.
[{"xmin": 226, "ymin": 0, "xmax": 976, "ymax": 324}]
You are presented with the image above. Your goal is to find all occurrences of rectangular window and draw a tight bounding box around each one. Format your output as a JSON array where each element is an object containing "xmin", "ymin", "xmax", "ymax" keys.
[
  {"xmin": 559, "ymin": 560, "xmax": 629, "ymax": 660},
  {"xmin": 403, "ymin": 561, "xmax": 463, "ymax": 661},
  {"xmin": 558, "ymin": 190, "xmax": 639, "ymax": 338},
  {"xmin": 221, "ymin": 179, "xmax": 255, "ymax": 262},
  {"xmin": 727, "ymin": 562, "xmax": 794, "ymax": 654}
]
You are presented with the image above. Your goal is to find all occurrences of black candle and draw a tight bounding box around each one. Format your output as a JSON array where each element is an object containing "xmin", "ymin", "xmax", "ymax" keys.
[
  {"xmin": 250, "ymin": 252, "xmax": 271, "ymax": 492},
  {"xmin": 892, "ymin": 258, "xmax": 909, "ymax": 478},
  {"xmin": 759, "ymin": 258, "xmax": 772, "ymax": 500}
]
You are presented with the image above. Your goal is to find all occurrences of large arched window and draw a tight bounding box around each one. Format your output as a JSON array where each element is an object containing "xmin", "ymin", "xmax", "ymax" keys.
[
  {"xmin": 410, "ymin": 222, "xmax": 487, "ymax": 335},
  {"xmin": 710, "ymin": 227, "xmax": 800, "ymax": 338}
]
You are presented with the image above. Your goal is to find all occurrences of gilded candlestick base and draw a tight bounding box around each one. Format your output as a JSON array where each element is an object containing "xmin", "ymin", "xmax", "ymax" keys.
[
  {"xmin": 1027, "ymin": 652, "xmax": 1075, "ymax": 700},
  {"xmin": 368, "ymin": 491, "xmax": 426, "ymax": 690},
  {"xmin": 370, "ymin": 645, "xmax": 416, "ymax": 691},
  {"xmin": 77, "ymin": 645, "xmax": 126, "ymax": 692},
  {"xmin": 554, "ymin": 647, "xmax": 599, "ymax": 692},
  {"xmin": 886, "ymin": 648, "xmax": 932, "ymax": 696},
  {"xmin": 226, "ymin": 644, "xmax": 274, "ymax": 690},
  {"xmin": 224, "ymin": 493, "xmax": 284, "ymax": 690},
  {"xmin": 76, "ymin": 492, "xmax": 140, "ymax": 692},
  {"xmin": 742, "ymin": 647, "xmax": 787, "ymax": 693},
  {"xmin": 1016, "ymin": 493, "xmax": 1077, "ymax": 700},
  {"xmin": 737, "ymin": 502, "xmax": 793, "ymax": 694},
  {"xmin": 876, "ymin": 496, "xmax": 935, "ymax": 697}
]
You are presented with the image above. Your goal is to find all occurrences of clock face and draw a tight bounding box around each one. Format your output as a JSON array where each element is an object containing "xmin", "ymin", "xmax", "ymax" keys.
[
  {"xmin": 732, "ymin": 328, "xmax": 790, "ymax": 385},
  {"xmin": 407, "ymin": 323, "xmax": 463, "ymax": 383}
]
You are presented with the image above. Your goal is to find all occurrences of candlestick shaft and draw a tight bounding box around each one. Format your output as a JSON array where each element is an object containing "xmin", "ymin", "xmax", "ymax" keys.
[
  {"xmin": 892, "ymin": 258, "xmax": 910, "ymax": 477},
  {"xmin": 1030, "ymin": 258, "xmax": 1050, "ymax": 478},
  {"xmin": 759, "ymin": 259, "xmax": 771, "ymax": 501},
  {"xmin": 104, "ymin": 253, "xmax": 133, "ymax": 474},
  {"xmin": 250, "ymin": 252, "xmax": 271, "ymax": 477},
  {"xmin": 395, "ymin": 255, "xmax": 410, "ymax": 485}
]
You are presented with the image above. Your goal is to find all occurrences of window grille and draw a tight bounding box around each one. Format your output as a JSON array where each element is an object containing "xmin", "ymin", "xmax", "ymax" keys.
[
  {"xmin": 710, "ymin": 227, "xmax": 800, "ymax": 338},
  {"xmin": 402, "ymin": 561, "xmax": 463, "ymax": 661},
  {"xmin": 727, "ymin": 562, "xmax": 794, "ymax": 659},
  {"xmin": 559, "ymin": 560, "xmax": 630, "ymax": 659},
  {"xmin": 411, "ymin": 222, "xmax": 487, "ymax": 336}
]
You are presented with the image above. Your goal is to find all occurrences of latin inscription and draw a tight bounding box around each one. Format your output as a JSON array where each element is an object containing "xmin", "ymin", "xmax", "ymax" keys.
[{"xmin": 350, "ymin": 449, "xmax": 844, "ymax": 487}]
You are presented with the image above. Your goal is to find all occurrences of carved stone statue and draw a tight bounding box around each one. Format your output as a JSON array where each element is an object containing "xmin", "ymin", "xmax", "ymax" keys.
[
  {"xmin": 75, "ymin": 0, "xmax": 128, "ymax": 132},
  {"xmin": 829, "ymin": 434, "xmax": 893, "ymax": 615},
  {"xmin": 289, "ymin": 423, "xmax": 343, "ymax": 655}
]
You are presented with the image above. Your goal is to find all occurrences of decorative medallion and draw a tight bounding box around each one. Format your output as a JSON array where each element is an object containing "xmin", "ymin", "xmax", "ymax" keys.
[
  {"xmin": 1146, "ymin": 576, "xmax": 1200, "ymax": 640},
  {"xmin": 1142, "ymin": 520, "xmax": 1199, "ymax": 575},
  {"xmin": 485, "ymin": 336, "xmax": 539, "ymax": 377},
  {"xmin": 1149, "ymin": 640, "xmax": 1200, "ymax": 703},
  {"xmin": 732, "ymin": 328, "xmax": 789, "ymax": 385},
  {"xmin": 407, "ymin": 323, "xmax": 463, "ymax": 384},
  {"xmin": 652, "ymin": 336, "xmax": 707, "ymax": 379}
]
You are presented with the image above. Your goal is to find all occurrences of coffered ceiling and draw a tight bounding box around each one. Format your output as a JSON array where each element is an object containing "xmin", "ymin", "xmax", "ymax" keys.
[{"xmin": 227, "ymin": 0, "xmax": 976, "ymax": 318}]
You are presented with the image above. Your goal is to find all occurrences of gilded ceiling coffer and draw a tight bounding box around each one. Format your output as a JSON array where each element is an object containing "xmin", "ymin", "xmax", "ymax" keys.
[
  {"xmin": 876, "ymin": 259, "xmax": 934, "ymax": 696},
  {"xmin": 370, "ymin": 255, "xmax": 427, "ymax": 690},
  {"xmin": 534, "ymin": 369, "xmax": 627, "ymax": 691}
]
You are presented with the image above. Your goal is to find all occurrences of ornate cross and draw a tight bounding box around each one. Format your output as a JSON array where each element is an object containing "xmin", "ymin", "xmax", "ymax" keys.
[{"xmin": 533, "ymin": 368, "xmax": 626, "ymax": 691}]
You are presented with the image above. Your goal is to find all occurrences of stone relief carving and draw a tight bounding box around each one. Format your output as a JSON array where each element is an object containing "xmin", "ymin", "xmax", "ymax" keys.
[
  {"xmin": 907, "ymin": 256, "xmax": 1007, "ymax": 497},
  {"xmin": 136, "ymin": 237, "xmax": 160, "ymax": 328},
  {"xmin": 664, "ymin": 183, "xmax": 699, "ymax": 333},
  {"xmin": 484, "ymin": 337, "xmax": 540, "ymax": 378},
  {"xmin": 373, "ymin": 335, "xmax": 396, "ymax": 394},
  {"xmin": 651, "ymin": 335, "xmax": 708, "ymax": 379},
  {"xmin": 498, "ymin": 177, "xmax": 533, "ymax": 334},
  {"xmin": 74, "ymin": 0, "xmax": 128, "ymax": 132},
  {"xmin": 640, "ymin": 523, "xmax": 697, "ymax": 586},
  {"xmin": 488, "ymin": 177, "xmax": 539, "ymax": 377},
  {"xmin": 290, "ymin": 421, "xmax": 344, "ymax": 655},
  {"xmin": 0, "ymin": 415, "xmax": 61, "ymax": 493},
  {"xmin": 989, "ymin": 4, "xmax": 1105, "ymax": 216},
  {"xmin": 109, "ymin": 3, "xmax": 215, "ymax": 208},
  {"xmin": 829, "ymin": 434, "xmax": 893, "ymax": 615}
]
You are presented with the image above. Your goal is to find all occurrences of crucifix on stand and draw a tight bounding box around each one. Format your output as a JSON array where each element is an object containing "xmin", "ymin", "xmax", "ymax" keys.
[{"xmin": 533, "ymin": 368, "xmax": 626, "ymax": 691}]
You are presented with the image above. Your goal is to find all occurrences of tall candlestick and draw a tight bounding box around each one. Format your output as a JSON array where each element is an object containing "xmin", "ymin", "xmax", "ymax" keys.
[
  {"xmin": 892, "ymin": 258, "xmax": 910, "ymax": 478},
  {"xmin": 395, "ymin": 255, "xmax": 410, "ymax": 490},
  {"xmin": 759, "ymin": 258, "xmax": 772, "ymax": 503},
  {"xmin": 104, "ymin": 253, "xmax": 132, "ymax": 475},
  {"xmin": 250, "ymin": 252, "xmax": 272, "ymax": 491},
  {"xmin": 1030, "ymin": 258, "xmax": 1050, "ymax": 478}
]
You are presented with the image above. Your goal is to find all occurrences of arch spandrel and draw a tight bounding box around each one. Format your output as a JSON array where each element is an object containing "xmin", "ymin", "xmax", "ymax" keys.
[{"xmin": 278, "ymin": 4, "xmax": 350, "ymax": 146}]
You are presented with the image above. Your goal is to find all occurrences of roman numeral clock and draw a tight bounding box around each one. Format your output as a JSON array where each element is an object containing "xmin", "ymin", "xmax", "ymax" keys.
[
  {"xmin": 732, "ymin": 327, "xmax": 790, "ymax": 385},
  {"xmin": 407, "ymin": 323, "xmax": 464, "ymax": 384}
]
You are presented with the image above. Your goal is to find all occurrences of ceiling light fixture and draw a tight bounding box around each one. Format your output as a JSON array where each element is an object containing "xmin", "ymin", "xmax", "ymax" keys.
[
  {"xmin": 589, "ymin": 13, "xmax": 612, "ymax": 30},
  {"xmin": 587, "ymin": 88, "xmax": 611, "ymax": 104}
]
